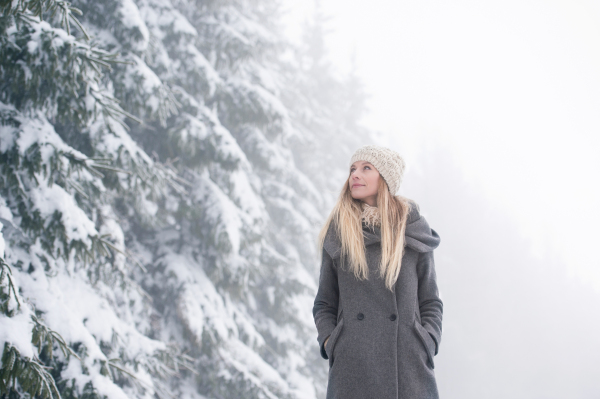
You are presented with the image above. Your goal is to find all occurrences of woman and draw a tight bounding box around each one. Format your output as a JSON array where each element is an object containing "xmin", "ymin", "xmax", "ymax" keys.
[{"xmin": 313, "ymin": 145, "xmax": 442, "ymax": 399}]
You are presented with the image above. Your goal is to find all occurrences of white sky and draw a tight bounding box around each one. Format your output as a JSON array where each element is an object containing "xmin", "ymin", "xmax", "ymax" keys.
[{"xmin": 283, "ymin": 0, "xmax": 600, "ymax": 288}]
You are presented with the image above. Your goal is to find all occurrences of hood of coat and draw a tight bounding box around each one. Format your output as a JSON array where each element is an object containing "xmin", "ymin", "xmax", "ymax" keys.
[{"xmin": 323, "ymin": 201, "xmax": 440, "ymax": 259}]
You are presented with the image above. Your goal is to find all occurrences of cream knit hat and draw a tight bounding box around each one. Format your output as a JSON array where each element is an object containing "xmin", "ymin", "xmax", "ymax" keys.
[{"xmin": 350, "ymin": 145, "xmax": 405, "ymax": 195}]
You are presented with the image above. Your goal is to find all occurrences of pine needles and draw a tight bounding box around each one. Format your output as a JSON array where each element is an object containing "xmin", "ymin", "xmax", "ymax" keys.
[{"xmin": 0, "ymin": 344, "xmax": 61, "ymax": 399}]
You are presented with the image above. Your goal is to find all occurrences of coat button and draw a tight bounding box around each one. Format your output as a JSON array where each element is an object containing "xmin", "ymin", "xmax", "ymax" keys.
[
  {"xmin": 389, "ymin": 314, "xmax": 397, "ymax": 321},
  {"xmin": 357, "ymin": 313, "xmax": 365, "ymax": 320}
]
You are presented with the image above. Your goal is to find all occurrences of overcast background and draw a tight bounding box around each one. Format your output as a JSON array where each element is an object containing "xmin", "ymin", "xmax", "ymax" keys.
[
  {"xmin": 285, "ymin": 1, "xmax": 600, "ymax": 398},
  {"xmin": 2, "ymin": 1, "xmax": 599, "ymax": 398},
  {"xmin": 285, "ymin": 0, "xmax": 600, "ymax": 288}
]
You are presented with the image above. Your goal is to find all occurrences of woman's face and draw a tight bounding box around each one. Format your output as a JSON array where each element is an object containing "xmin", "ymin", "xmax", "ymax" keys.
[{"xmin": 349, "ymin": 161, "xmax": 380, "ymax": 207}]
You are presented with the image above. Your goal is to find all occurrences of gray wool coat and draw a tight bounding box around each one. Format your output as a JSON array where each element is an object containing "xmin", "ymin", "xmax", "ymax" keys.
[{"xmin": 313, "ymin": 204, "xmax": 442, "ymax": 399}]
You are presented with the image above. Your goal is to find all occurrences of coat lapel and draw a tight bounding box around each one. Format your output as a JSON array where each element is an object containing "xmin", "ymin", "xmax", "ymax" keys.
[{"xmin": 362, "ymin": 223, "xmax": 381, "ymax": 247}]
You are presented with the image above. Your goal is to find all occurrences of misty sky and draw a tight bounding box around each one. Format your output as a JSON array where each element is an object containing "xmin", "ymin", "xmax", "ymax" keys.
[{"xmin": 284, "ymin": 0, "xmax": 600, "ymax": 290}]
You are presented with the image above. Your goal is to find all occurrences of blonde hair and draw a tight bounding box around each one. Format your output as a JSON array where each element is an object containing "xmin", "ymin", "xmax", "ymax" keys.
[{"xmin": 318, "ymin": 177, "xmax": 411, "ymax": 290}]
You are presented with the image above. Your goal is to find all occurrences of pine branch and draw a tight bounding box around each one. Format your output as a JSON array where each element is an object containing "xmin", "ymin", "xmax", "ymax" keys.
[
  {"xmin": 0, "ymin": 257, "xmax": 20, "ymax": 316},
  {"xmin": 0, "ymin": 0, "xmax": 89, "ymax": 40},
  {"xmin": 31, "ymin": 315, "xmax": 81, "ymax": 361},
  {"xmin": 0, "ymin": 14, "xmax": 133, "ymax": 128},
  {"xmin": 0, "ymin": 343, "xmax": 61, "ymax": 399},
  {"xmin": 98, "ymin": 238, "xmax": 147, "ymax": 273}
]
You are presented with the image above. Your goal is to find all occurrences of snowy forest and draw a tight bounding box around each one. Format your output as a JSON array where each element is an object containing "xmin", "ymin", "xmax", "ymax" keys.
[
  {"xmin": 3, "ymin": 0, "xmax": 600, "ymax": 398},
  {"xmin": 0, "ymin": 0, "xmax": 368, "ymax": 398}
]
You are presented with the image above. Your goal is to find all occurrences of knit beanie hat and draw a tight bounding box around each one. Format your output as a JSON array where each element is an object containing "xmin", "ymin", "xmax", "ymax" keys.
[{"xmin": 350, "ymin": 145, "xmax": 405, "ymax": 195}]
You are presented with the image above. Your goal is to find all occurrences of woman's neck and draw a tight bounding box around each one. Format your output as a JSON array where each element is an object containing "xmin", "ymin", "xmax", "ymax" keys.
[{"xmin": 363, "ymin": 198, "xmax": 376, "ymax": 207}]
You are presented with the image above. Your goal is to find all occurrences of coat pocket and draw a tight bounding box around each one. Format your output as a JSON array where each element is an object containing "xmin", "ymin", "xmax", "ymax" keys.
[
  {"xmin": 413, "ymin": 319, "xmax": 436, "ymax": 369},
  {"xmin": 325, "ymin": 317, "xmax": 344, "ymax": 367}
]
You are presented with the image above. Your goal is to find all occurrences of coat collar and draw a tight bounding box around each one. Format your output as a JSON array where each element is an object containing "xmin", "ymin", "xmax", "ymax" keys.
[
  {"xmin": 362, "ymin": 223, "xmax": 381, "ymax": 247},
  {"xmin": 323, "ymin": 203, "xmax": 440, "ymax": 260}
]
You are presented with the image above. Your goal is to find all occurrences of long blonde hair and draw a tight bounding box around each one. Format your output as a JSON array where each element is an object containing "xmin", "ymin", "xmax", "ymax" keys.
[{"xmin": 318, "ymin": 177, "xmax": 411, "ymax": 290}]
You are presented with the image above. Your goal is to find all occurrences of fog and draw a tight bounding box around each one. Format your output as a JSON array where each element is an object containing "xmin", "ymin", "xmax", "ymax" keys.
[
  {"xmin": 286, "ymin": 1, "xmax": 600, "ymax": 397},
  {"xmin": 2, "ymin": 0, "xmax": 598, "ymax": 397},
  {"xmin": 404, "ymin": 144, "xmax": 600, "ymax": 398},
  {"xmin": 286, "ymin": 0, "xmax": 600, "ymax": 287}
]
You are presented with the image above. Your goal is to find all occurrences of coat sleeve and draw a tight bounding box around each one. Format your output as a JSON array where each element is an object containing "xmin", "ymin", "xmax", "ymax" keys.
[
  {"xmin": 417, "ymin": 250, "xmax": 443, "ymax": 355},
  {"xmin": 312, "ymin": 247, "xmax": 339, "ymax": 360}
]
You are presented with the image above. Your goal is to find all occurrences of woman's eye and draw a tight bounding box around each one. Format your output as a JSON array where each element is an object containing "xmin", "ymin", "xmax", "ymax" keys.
[
  {"xmin": 350, "ymin": 168, "xmax": 355, "ymax": 173},
  {"xmin": 364, "ymin": 166, "xmax": 371, "ymax": 170}
]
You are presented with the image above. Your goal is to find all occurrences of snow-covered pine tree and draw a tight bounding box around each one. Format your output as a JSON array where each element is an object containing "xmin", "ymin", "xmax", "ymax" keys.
[
  {"xmin": 1, "ymin": 1, "xmax": 191, "ymax": 398},
  {"xmin": 1, "ymin": 0, "xmax": 373, "ymax": 398}
]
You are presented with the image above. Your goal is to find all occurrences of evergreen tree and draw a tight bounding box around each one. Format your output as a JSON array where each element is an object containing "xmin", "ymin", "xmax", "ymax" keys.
[
  {"xmin": 0, "ymin": 0, "xmax": 373, "ymax": 398},
  {"xmin": 1, "ymin": 1, "xmax": 191, "ymax": 398}
]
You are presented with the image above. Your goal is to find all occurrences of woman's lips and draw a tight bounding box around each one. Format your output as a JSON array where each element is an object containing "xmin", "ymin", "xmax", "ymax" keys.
[{"xmin": 352, "ymin": 184, "xmax": 364, "ymax": 188}]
